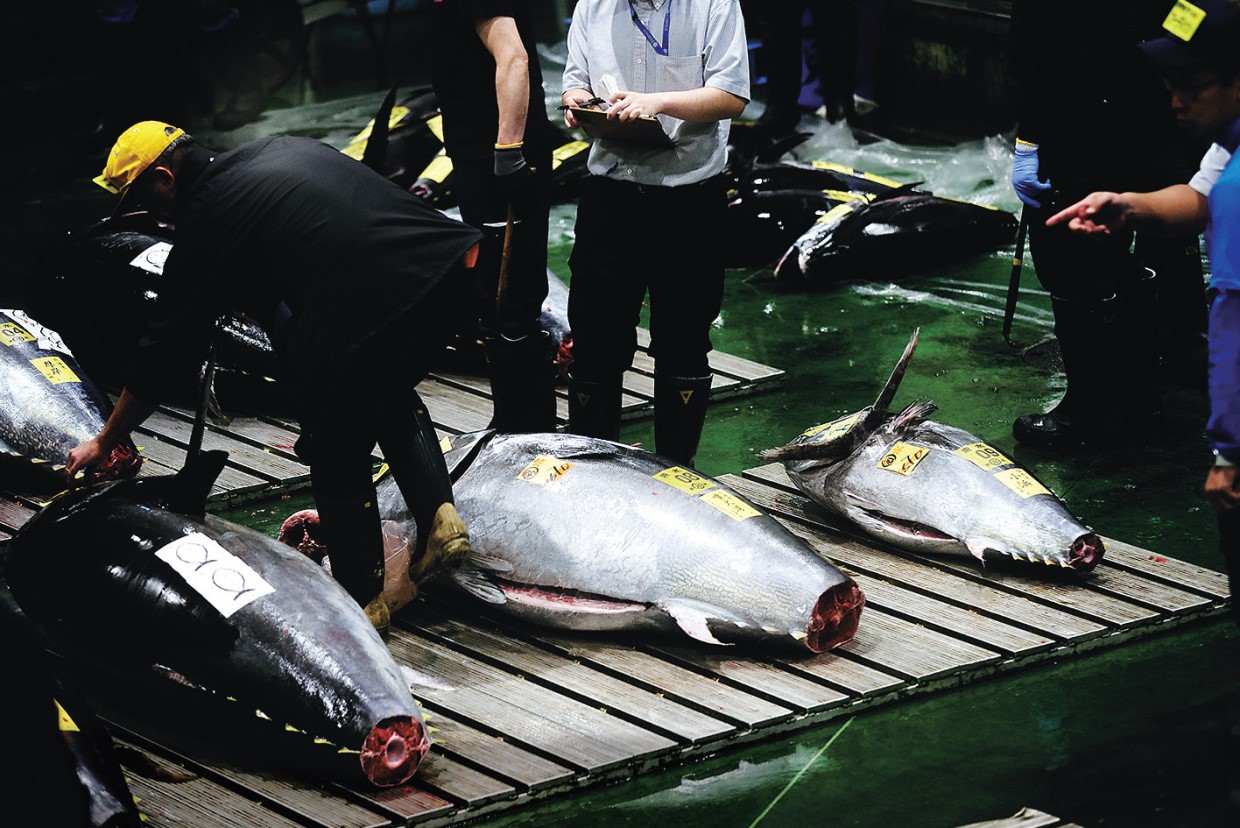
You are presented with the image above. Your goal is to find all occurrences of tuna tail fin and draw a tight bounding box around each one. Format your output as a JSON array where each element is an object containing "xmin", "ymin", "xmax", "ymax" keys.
[
  {"xmin": 164, "ymin": 450, "xmax": 229, "ymax": 517},
  {"xmin": 755, "ymin": 436, "xmax": 860, "ymax": 463},
  {"xmin": 891, "ymin": 400, "xmax": 938, "ymax": 430},
  {"xmin": 872, "ymin": 327, "xmax": 920, "ymax": 417},
  {"xmin": 362, "ymin": 85, "xmax": 398, "ymax": 174}
]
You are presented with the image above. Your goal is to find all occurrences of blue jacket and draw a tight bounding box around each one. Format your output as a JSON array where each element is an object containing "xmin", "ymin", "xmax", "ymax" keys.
[{"xmin": 1205, "ymin": 115, "xmax": 1240, "ymax": 461}]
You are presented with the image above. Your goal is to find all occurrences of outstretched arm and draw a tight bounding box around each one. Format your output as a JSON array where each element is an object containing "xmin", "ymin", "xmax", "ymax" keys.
[
  {"xmin": 1046, "ymin": 185, "xmax": 1208, "ymax": 237},
  {"xmin": 65, "ymin": 388, "xmax": 156, "ymax": 482}
]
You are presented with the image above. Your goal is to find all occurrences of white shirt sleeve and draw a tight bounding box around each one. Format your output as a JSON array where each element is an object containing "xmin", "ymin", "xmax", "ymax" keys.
[{"xmin": 1190, "ymin": 143, "xmax": 1231, "ymax": 197}]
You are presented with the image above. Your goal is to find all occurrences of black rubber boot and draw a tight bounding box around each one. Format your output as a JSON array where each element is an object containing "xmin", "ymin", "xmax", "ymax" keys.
[
  {"xmin": 654, "ymin": 374, "xmax": 713, "ymax": 467},
  {"xmin": 309, "ymin": 489, "xmax": 388, "ymax": 637},
  {"xmin": 484, "ymin": 331, "xmax": 557, "ymax": 433},
  {"xmin": 373, "ymin": 397, "xmax": 472, "ymax": 584},
  {"xmin": 567, "ymin": 375, "xmax": 623, "ymax": 442}
]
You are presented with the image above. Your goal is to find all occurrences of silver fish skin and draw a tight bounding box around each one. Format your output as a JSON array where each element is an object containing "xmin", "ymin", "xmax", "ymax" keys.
[
  {"xmin": 0, "ymin": 308, "xmax": 140, "ymax": 481},
  {"xmin": 376, "ymin": 431, "xmax": 865, "ymax": 654},
  {"xmin": 759, "ymin": 328, "xmax": 1103, "ymax": 572},
  {"xmin": 783, "ymin": 411, "xmax": 1103, "ymax": 571},
  {"xmin": 6, "ymin": 451, "xmax": 429, "ymax": 788}
]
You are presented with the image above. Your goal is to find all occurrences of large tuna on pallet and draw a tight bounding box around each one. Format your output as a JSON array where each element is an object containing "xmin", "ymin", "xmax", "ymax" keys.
[
  {"xmin": 757, "ymin": 329, "xmax": 1104, "ymax": 572},
  {"xmin": 5, "ymin": 451, "xmax": 430, "ymax": 788},
  {"xmin": 0, "ymin": 308, "xmax": 140, "ymax": 485},
  {"xmin": 281, "ymin": 432, "xmax": 865, "ymax": 654}
]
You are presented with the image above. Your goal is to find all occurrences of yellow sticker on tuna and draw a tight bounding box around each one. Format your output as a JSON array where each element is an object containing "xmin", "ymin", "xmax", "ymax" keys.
[
  {"xmin": 517, "ymin": 454, "xmax": 574, "ymax": 485},
  {"xmin": 1164, "ymin": 0, "xmax": 1206, "ymax": 41},
  {"xmin": 995, "ymin": 468, "xmax": 1051, "ymax": 498},
  {"xmin": 31, "ymin": 357, "xmax": 80, "ymax": 384},
  {"xmin": 954, "ymin": 442, "xmax": 1012, "ymax": 471},
  {"xmin": 817, "ymin": 203, "xmax": 856, "ymax": 225},
  {"xmin": 878, "ymin": 442, "xmax": 930, "ymax": 475},
  {"xmin": 56, "ymin": 700, "xmax": 79, "ymax": 732},
  {"xmin": 418, "ymin": 151, "xmax": 454, "ymax": 184},
  {"xmin": 803, "ymin": 412, "xmax": 860, "ymax": 441},
  {"xmin": 700, "ymin": 489, "xmax": 761, "ymax": 521},
  {"xmin": 0, "ymin": 321, "xmax": 34, "ymax": 346},
  {"xmin": 654, "ymin": 466, "xmax": 716, "ymax": 494}
]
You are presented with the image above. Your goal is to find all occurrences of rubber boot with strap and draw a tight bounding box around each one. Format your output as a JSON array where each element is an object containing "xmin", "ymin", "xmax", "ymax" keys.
[
  {"xmin": 484, "ymin": 330, "xmax": 557, "ymax": 433},
  {"xmin": 567, "ymin": 374, "xmax": 623, "ymax": 442},
  {"xmin": 309, "ymin": 488, "xmax": 390, "ymax": 638}
]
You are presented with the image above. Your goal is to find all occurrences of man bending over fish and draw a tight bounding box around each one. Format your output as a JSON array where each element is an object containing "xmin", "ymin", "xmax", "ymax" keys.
[{"xmin": 66, "ymin": 121, "xmax": 485, "ymax": 636}]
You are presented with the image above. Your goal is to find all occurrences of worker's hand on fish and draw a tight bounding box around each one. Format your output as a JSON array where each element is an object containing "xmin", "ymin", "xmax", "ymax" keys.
[
  {"xmin": 1011, "ymin": 139, "xmax": 1052, "ymax": 208},
  {"xmin": 65, "ymin": 437, "xmax": 108, "ymax": 483},
  {"xmin": 1045, "ymin": 192, "xmax": 1130, "ymax": 235},
  {"xmin": 1205, "ymin": 464, "xmax": 1240, "ymax": 512}
]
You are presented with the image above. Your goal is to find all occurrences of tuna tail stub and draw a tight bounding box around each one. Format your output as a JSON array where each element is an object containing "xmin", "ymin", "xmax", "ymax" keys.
[
  {"xmin": 278, "ymin": 509, "xmax": 329, "ymax": 565},
  {"xmin": 806, "ymin": 578, "xmax": 865, "ymax": 653},
  {"xmin": 360, "ymin": 715, "xmax": 429, "ymax": 787},
  {"xmin": 1070, "ymin": 532, "xmax": 1104, "ymax": 572}
]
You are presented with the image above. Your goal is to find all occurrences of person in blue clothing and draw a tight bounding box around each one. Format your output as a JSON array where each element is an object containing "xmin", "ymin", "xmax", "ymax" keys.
[{"xmin": 1045, "ymin": 0, "xmax": 1240, "ymax": 615}]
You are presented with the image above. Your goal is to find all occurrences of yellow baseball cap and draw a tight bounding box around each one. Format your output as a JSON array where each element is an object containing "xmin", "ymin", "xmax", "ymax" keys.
[{"xmin": 92, "ymin": 121, "xmax": 186, "ymax": 195}]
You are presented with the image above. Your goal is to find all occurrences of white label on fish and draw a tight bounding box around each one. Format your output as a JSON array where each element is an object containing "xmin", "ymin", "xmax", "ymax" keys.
[
  {"xmin": 128, "ymin": 241, "xmax": 172, "ymax": 275},
  {"xmin": 156, "ymin": 532, "xmax": 276, "ymax": 617}
]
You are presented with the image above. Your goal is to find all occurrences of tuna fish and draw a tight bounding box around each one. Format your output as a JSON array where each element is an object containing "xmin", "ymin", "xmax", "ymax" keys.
[
  {"xmin": 5, "ymin": 451, "xmax": 431, "ymax": 787},
  {"xmin": 773, "ymin": 185, "xmax": 1018, "ymax": 286},
  {"xmin": 757, "ymin": 329, "xmax": 1104, "ymax": 572},
  {"xmin": 281, "ymin": 431, "xmax": 866, "ymax": 654},
  {"xmin": 0, "ymin": 308, "xmax": 140, "ymax": 484}
]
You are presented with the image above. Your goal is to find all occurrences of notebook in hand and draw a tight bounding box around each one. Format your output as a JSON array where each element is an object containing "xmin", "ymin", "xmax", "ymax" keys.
[{"xmin": 570, "ymin": 107, "xmax": 674, "ymax": 148}]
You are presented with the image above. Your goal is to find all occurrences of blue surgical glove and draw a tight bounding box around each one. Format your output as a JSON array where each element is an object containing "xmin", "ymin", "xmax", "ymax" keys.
[{"xmin": 1012, "ymin": 139, "xmax": 1053, "ymax": 209}]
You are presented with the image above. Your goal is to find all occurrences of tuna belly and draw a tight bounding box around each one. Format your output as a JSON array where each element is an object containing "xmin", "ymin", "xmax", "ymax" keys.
[{"xmin": 490, "ymin": 579, "xmax": 660, "ymax": 632}]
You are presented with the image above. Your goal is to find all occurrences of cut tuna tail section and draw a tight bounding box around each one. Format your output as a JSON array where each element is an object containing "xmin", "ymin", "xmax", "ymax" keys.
[
  {"xmin": 143, "ymin": 449, "xmax": 229, "ymax": 518},
  {"xmin": 872, "ymin": 327, "xmax": 920, "ymax": 417}
]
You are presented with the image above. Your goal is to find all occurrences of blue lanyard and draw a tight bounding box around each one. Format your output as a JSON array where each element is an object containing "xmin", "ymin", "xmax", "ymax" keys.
[{"xmin": 628, "ymin": 0, "xmax": 670, "ymax": 56}]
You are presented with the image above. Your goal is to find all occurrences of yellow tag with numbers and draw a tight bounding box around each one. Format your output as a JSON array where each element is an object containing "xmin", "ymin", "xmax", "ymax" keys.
[
  {"xmin": 995, "ymin": 468, "xmax": 1051, "ymax": 498},
  {"xmin": 803, "ymin": 412, "xmax": 860, "ymax": 441},
  {"xmin": 653, "ymin": 466, "xmax": 716, "ymax": 495},
  {"xmin": 0, "ymin": 321, "xmax": 34, "ymax": 346},
  {"xmin": 56, "ymin": 700, "xmax": 79, "ymax": 732},
  {"xmin": 1164, "ymin": 0, "xmax": 1206, "ymax": 41},
  {"xmin": 700, "ymin": 490, "xmax": 761, "ymax": 521},
  {"xmin": 31, "ymin": 357, "xmax": 79, "ymax": 384},
  {"xmin": 517, "ymin": 455, "xmax": 574, "ymax": 486},
  {"xmin": 954, "ymin": 442, "xmax": 1012, "ymax": 471},
  {"xmin": 877, "ymin": 442, "xmax": 930, "ymax": 476}
]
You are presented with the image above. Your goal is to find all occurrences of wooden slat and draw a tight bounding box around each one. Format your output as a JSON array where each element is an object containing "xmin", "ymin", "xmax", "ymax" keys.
[
  {"xmin": 0, "ymin": 496, "xmax": 36, "ymax": 532},
  {"xmin": 142, "ymin": 410, "xmax": 309, "ymax": 483},
  {"xmin": 423, "ymin": 710, "xmax": 575, "ymax": 792},
  {"xmin": 530, "ymin": 633, "xmax": 799, "ymax": 729},
  {"xmin": 131, "ymin": 434, "xmax": 268, "ymax": 500},
  {"xmin": 635, "ymin": 327, "xmax": 785, "ymax": 386},
  {"xmin": 413, "ymin": 750, "xmax": 517, "ymax": 809},
  {"xmin": 770, "ymin": 648, "xmax": 907, "ymax": 697},
  {"xmin": 386, "ymin": 629, "xmax": 679, "ymax": 773},
  {"xmin": 839, "ymin": 607, "xmax": 1002, "ymax": 681},
  {"xmin": 409, "ymin": 610, "xmax": 737, "ymax": 744},
  {"xmin": 1102, "ymin": 536, "xmax": 1231, "ymax": 599},
  {"xmin": 419, "ymin": 380, "xmax": 496, "ymax": 434}
]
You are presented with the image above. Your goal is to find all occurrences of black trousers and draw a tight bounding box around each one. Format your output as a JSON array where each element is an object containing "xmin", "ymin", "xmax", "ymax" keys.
[
  {"xmin": 567, "ymin": 174, "xmax": 727, "ymax": 381},
  {"xmin": 1220, "ymin": 506, "xmax": 1240, "ymax": 628},
  {"xmin": 452, "ymin": 147, "xmax": 553, "ymax": 339}
]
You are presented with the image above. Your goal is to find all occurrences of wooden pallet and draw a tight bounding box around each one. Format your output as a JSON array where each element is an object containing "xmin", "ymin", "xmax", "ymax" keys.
[{"xmin": 30, "ymin": 461, "xmax": 1224, "ymax": 828}]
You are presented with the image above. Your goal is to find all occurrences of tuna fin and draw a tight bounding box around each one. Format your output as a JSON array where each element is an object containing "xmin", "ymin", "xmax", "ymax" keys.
[
  {"xmin": 158, "ymin": 450, "xmax": 228, "ymax": 517},
  {"xmin": 449, "ymin": 569, "xmax": 507, "ymax": 604},
  {"xmin": 891, "ymin": 400, "xmax": 938, "ymax": 430},
  {"xmin": 872, "ymin": 327, "xmax": 920, "ymax": 417},
  {"xmin": 362, "ymin": 85, "xmax": 397, "ymax": 174},
  {"xmin": 755, "ymin": 436, "xmax": 858, "ymax": 463},
  {"xmin": 663, "ymin": 600, "xmax": 731, "ymax": 646},
  {"xmin": 965, "ymin": 538, "xmax": 995, "ymax": 562}
]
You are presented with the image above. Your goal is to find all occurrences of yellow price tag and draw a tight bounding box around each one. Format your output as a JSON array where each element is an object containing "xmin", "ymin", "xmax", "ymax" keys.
[
  {"xmin": 1164, "ymin": 0, "xmax": 1206, "ymax": 41},
  {"xmin": 56, "ymin": 700, "xmax": 79, "ymax": 732},
  {"xmin": 877, "ymin": 442, "xmax": 930, "ymax": 476},
  {"xmin": 31, "ymin": 357, "xmax": 80, "ymax": 384},
  {"xmin": 954, "ymin": 442, "xmax": 1012, "ymax": 471},
  {"xmin": 653, "ymin": 466, "xmax": 716, "ymax": 495},
  {"xmin": 427, "ymin": 113, "xmax": 445, "ymax": 141},
  {"xmin": 822, "ymin": 189, "xmax": 876, "ymax": 204},
  {"xmin": 517, "ymin": 455, "xmax": 574, "ymax": 485},
  {"xmin": 439, "ymin": 437, "xmax": 452, "ymax": 454},
  {"xmin": 0, "ymin": 321, "xmax": 34, "ymax": 346},
  {"xmin": 803, "ymin": 412, "xmax": 860, "ymax": 441},
  {"xmin": 700, "ymin": 490, "xmax": 760, "ymax": 521},
  {"xmin": 552, "ymin": 141, "xmax": 590, "ymax": 166},
  {"xmin": 995, "ymin": 468, "xmax": 1051, "ymax": 499}
]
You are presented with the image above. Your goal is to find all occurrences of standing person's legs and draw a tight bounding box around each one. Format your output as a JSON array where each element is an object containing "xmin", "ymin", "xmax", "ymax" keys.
[
  {"xmin": 646, "ymin": 176, "xmax": 727, "ymax": 467},
  {"xmin": 565, "ymin": 177, "xmax": 650, "ymax": 440},
  {"xmin": 455, "ymin": 154, "xmax": 556, "ymax": 433}
]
